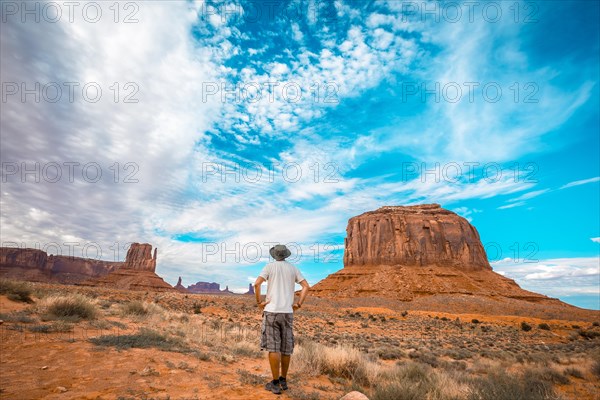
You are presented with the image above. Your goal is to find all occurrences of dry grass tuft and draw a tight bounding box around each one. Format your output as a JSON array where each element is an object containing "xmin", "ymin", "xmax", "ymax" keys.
[{"xmin": 39, "ymin": 294, "xmax": 97, "ymax": 321}]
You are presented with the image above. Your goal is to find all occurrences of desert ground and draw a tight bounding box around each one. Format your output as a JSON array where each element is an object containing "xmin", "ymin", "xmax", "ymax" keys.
[{"xmin": 1, "ymin": 280, "xmax": 599, "ymax": 400}]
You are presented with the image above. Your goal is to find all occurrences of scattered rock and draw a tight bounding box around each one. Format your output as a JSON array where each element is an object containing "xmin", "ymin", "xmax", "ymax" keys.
[
  {"xmin": 41, "ymin": 366, "xmax": 48, "ymax": 370},
  {"xmin": 140, "ymin": 366, "xmax": 160, "ymax": 377},
  {"xmin": 340, "ymin": 391, "xmax": 369, "ymax": 400},
  {"xmin": 56, "ymin": 386, "xmax": 67, "ymax": 393}
]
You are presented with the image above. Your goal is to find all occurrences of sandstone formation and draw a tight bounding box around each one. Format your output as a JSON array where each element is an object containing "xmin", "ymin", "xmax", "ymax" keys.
[
  {"xmin": 245, "ymin": 283, "xmax": 255, "ymax": 295},
  {"xmin": 0, "ymin": 247, "xmax": 120, "ymax": 284},
  {"xmin": 174, "ymin": 276, "xmax": 188, "ymax": 292},
  {"xmin": 312, "ymin": 204, "xmax": 550, "ymax": 303},
  {"xmin": 84, "ymin": 243, "xmax": 174, "ymax": 292},
  {"xmin": 187, "ymin": 281, "xmax": 221, "ymax": 293},
  {"xmin": 187, "ymin": 281, "xmax": 234, "ymax": 294},
  {"xmin": 123, "ymin": 243, "xmax": 157, "ymax": 271},
  {"xmin": 344, "ymin": 204, "xmax": 490, "ymax": 271}
]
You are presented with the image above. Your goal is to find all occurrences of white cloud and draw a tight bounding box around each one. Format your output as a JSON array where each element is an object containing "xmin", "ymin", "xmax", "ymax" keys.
[
  {"xmin": 1, "ymin": 2, "xmax": 221, "ymax": 266},
  {"xmin": 492, "ymin": 257, "xmax": 600, "ymax": 297},
  {"xmin": 498, "ymin": 202, "xmax": 525, "ymax": 209},
  {"xmin": 560, "ymin": 177, "xmax": 600, "ymax": 189},
  {"xmin": 592, "ymin": 237, "xmax": 600, "ymax": 243},
  {"xmin": 508, "ymin": 189, "xmax": 551, "ymax": 202},
  {"xmin": 452, "ymin": 207, "xmax": 481, "ymax": 222}
]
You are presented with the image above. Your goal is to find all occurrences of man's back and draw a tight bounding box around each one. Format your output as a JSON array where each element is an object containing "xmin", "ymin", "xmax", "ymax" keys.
[{"xmin": 259, "ymin": 260, "xmax": 305, "ymax": 313}]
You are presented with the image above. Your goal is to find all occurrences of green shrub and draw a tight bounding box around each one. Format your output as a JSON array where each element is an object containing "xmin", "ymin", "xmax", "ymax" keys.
[
  {"xmin": 592, "ymin": 358, "xmax": 600, "ymax": 378},
  {"xmin": 578, "ymin": 329, "xmax": 600, "ymax": 339},
  {"xmin": 28, "ymin": 321, "xmax": 73, "ymax": 333},
  {"xmin": 538, "ymin": 323, "xmax": 551, "ymax": 331},
  {"xmin": 0, "ymin": 279, "xmax": 34, "ymax": 303},
  {"xmin": 0, "ymin": 312, "xmax": 35, "ymax": 323},
  {"xmin": 375, "ymin": 346, "xmax": 405, "ymax": 360},
  {"xmin": 232, "ymin": 341, "xmax": 262, "ymax": 358},
  {"xmin": 563, "ymin": 367, "xmax": 584, "ymax": 379},
  {"xmin": 408, "ymin": 350, "xmax": 439, "ymax": 368},
  {"xmin": 237, "ymin": 369, "xmax": 264, "ymax": 385},
  {"xmin": 468, "ymin": 370, "xmax": 556, "ymax": 400},
  {"xmin": 89, "ymin": 328, "xmax": 190, "ymax": 353},
  {"xmin": 525, "ymin": 367, "xmax": 569, "ymax": 385},
  {"xmin": 373, "ymin": 363, "xmax": 435, "ymax": 400},
  {"xmin": 521, "ymin": 322, "xmax": 532, "ymax": 332}
]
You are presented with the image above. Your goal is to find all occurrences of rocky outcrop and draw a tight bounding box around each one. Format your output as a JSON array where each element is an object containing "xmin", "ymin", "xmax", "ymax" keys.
[
  {"xmin": 123, "ymin": 243, "xmax": 157, "ymax": 271},
  {"xmin": 0, "ymin": 247, "xmax": 47, "ymax": 270},
  {"xmin": 245, "ymin": 283, "xmax": 254, "ymax": 295},
  {"xmin": 0, "ymin": 247, "xmax": 119, "ymax": 284},
  {"xmin": 312, "ymin": 204, "xmax": 549, "ymax": 303},
  {"xmin": 188, "ymin": 281, "xmax": 221, "ymax": 293},
  {"xmin": 344, "ymin": 204, "xmax": 490, "ymax": 271},
  {"xmin": 187, "ymin": 281, "xmax": 234, "ymax": 294},
  {"xmin": 1, "ymin": 243, "xmax": 175, "ymax": 292},
  {"xmin": 174, "ymin": 276, "xmax": 188, "ymax": 292},
  {"xmin": 83, "ymin": 243, "xmax": 174, "ymax": 292}
]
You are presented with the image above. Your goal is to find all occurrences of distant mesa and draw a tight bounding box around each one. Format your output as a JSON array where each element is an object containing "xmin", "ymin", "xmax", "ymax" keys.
[
  {"xmin": 311, "ymin": 204, "xmax": 568, "ymax": 310},
  {"xmin": 0, "ymin": 242, "xmax": 175, "ymax": 292},
  {"xmin": 187, "ymin": 281, "xmax": 234, "ymax": 294}
]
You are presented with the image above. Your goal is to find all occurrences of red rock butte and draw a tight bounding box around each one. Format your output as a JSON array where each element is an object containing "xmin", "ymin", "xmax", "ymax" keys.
[
  {"xmin": 311, "ymin": 204, "xmax": 563, "ymax": 307},
  {"xmin": 83, "ymin": 243, "xmax": 173, "ymax": 291},
  {"xmin": 0, "ymin": 243, "xmax": 174, "ymax": 292},
  {"xmin": 344, "ymin": 204, "xmax": 490, "ymax": 271}
]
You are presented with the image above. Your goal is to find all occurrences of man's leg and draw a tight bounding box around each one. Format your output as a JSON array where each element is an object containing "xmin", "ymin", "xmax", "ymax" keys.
[
  {"xmin": 268, "ymin": 352, "xmax": 281, "ymax": 381},
  {"xmin": 280, "ymin": 354, "xmax": 291, "ymax": 379}
]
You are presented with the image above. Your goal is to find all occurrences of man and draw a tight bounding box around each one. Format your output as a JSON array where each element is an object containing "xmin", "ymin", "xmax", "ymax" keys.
[{"xmin": 254, "ymin": 244, "xmax": 310, "ymax": 395}]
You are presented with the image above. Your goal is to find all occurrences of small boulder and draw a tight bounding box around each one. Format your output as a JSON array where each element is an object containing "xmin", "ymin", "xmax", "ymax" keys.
[{"xmin": 340, "ymin": 391, "xmax": 369, "ymax": 400}]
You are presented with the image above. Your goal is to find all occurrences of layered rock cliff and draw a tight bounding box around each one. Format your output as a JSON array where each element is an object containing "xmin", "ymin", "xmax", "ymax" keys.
[
  {"xmin": 84, "ymin": 243, "xmax": 173, "ymax": 291},
  {"xmin": 187, "ymin": 281, "xmax": 234, "ymax": 294},
  {"xmin": 344, "ymin": 204, "xmax": 490, "ymax": 271},
  {"xmin": 1, "ymin": 243, "xmax": 174, "ymax": 291},
  {"xmin": 312, "ymin": 204, "xmax": 550, "ymax": 303},
  {"xmin": 0, "ymin": 247, "xmax": 120, "ymax": 284},
  {"xmin": 123, "ymin": 243, "xmax": 157, "ymax": 271}
]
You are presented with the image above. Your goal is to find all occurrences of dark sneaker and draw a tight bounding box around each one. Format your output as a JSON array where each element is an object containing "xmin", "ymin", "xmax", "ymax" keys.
[
  {"xmin": 278, "ymin": 377, "xmax": 288, "ymax": 390},
  {"xmin": 265, "ymin": 380, "xmax": 282, "ymax": 395}
]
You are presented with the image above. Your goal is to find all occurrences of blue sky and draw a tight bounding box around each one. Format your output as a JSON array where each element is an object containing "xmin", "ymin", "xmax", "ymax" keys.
[{"xmin": 1, "ymin": 1, "xmax": 598, "ymax": 309}]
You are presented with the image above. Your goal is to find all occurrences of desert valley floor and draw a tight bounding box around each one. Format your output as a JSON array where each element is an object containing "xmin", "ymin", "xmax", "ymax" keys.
[{"xmin": 1, "ymin": 281, "xmax": 599, "ymax": 400}]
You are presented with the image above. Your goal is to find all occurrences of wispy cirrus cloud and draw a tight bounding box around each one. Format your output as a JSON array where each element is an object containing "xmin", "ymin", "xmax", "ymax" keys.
[
  {"xmin": 560, "ymin": 176, "xmax": 600, "ymax": 189},
  {"xmin": 493, "ymin": 257, "xmax": 600, "ymax": 297}
]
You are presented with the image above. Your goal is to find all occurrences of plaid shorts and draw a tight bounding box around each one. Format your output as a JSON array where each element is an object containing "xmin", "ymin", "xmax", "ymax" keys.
[{"xmin": 260, "ymin": 312, "xmax": 294, "ymax": 355}]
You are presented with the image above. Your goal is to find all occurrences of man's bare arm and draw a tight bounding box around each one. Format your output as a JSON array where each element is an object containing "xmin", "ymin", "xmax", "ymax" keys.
[
  {"xmin": 294, "ymin": 279, "xmax": 310, "ymax": 310},
  {"xmin": 253, "ymin": 276, "xmax": 268, "ymax": 309}
]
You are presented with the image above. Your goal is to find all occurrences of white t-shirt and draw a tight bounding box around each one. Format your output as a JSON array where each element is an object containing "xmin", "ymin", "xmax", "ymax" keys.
[{"xmin": 259, "ymin": 260, "xmax": 306, "ymax": 313}]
